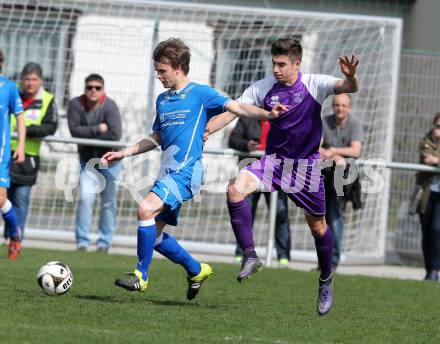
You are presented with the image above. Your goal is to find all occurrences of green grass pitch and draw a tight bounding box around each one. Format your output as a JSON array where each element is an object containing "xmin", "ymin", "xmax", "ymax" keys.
[{"xmin": 1, "ymin": 247, "xmax": 439, "ymax": 343}]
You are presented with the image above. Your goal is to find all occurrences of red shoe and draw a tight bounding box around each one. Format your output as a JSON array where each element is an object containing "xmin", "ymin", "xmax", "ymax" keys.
[{"xmin": 8, "ymin": 238, "xmax": 21, "ymax": 259}]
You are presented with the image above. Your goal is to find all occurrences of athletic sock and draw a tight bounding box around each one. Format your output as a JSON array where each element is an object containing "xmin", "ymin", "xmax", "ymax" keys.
[
  {"xmin": 314, "ymin": 226, "xmax": 334, "ymax": 280},
  {"xmin": 227, "ymin": 199, "xmax": 255, "ymax": 253},
  {"xmin": 136, "ymin": 220, "xmax": 157, "ymax": 281},
  {"xmin": 154, "ymin": 232, "xmax": 201, "ymax": 277},
  {"xmin": 1, "ymin": 200, "xmax": 19, "ymax": 239}
]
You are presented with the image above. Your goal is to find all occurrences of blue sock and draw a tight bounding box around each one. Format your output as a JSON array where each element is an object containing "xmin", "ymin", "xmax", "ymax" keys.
[
  {"xmin": 136, "ymin": 220, "xmax": 157, "ymax": 281},
  {"xmin": 155, "ymin": 232, "xmax": 201, "ymax": 277},
  {"xmin": 1, "ymin": 200, "xmax": 19, "ymax": 239}
]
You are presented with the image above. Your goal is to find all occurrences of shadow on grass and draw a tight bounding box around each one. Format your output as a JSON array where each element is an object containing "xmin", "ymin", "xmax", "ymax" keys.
[
  {"xmin": 74, "ymin": 294, "xmax": 223, "ymax": 309},
  {"xmin": 145, "ymin": 298, "xmax": 222, "ymax": 309}
]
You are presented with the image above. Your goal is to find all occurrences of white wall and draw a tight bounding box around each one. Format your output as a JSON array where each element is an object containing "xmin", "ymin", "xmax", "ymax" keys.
[
  {"xmin": 70, "ymin": 15, "xmax": 156, "ymax": 137},
  {"xmin": 70, "ymin": 16, "xmax": 221, "ymax": 143}
]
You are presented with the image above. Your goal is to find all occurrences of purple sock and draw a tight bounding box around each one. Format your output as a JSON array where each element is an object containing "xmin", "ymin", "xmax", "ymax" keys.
[
  {"xmin": 314, "ymin": 227, "xmax": 334, "ymax": 280},
  {"xmin": 227, "ymin": 200, "xmax": 255, "ymax": 254}
]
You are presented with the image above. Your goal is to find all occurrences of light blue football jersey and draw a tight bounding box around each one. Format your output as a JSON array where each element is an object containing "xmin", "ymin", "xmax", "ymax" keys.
[
  {"xmin": 152, "ymin": 82, "xmax": 230, "ymax": 172},
  {"xmin": 0, "ymin": 76, "xmax": 23, "ymax": 164}
]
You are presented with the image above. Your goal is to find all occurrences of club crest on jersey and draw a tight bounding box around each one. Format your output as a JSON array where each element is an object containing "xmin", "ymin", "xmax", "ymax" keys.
[
  {"xmin": 270, "ymin": 95, "xmax": 279, "ymax": 106},
  {"xmin": 293, "ymin": 92, "xmax": 303, "ymax": 104},
  {"xmin": 159, "ymin": 114, "xmax": 165, "ymax": 123}
]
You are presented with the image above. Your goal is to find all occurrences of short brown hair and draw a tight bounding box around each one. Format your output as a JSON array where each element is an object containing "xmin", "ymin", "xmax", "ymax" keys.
[
  {"xmin": 433, "ymin": 112, "xmax": 440, "ymax": 124},
  {"xmin": 271, "ymin": 37, "xmax": 302, "ymax": 62},
  {"xmin": 153, "ymin": 38, "xmax": 191, "ymax": 75}
]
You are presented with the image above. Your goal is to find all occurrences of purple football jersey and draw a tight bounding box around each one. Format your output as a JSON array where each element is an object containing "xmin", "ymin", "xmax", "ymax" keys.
[{"xmin": 240, "ymin": 72, "xmax": 338, "ymax": 160}]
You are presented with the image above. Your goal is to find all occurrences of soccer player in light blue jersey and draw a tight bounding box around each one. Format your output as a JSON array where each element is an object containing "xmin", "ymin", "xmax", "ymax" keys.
[
  {"xmin": 0, "ymin": 50, "xmax": 26, "ymax": 259},
  {"xmin": 102, "ymin": 38, "xmax": 287, "ymax": 300}
]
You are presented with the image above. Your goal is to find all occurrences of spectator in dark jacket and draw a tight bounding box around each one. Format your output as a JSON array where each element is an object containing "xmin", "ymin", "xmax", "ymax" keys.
[
  {"xmin": 415, "ymin": 112, "xmax": 440, "ymax": 281},
  {"xmin": 68, "ymin": 74, "xmax": 122, "ymax": 252},
  {"xmin": 229, "ymin": 117, "xmax": 291, "ymax": 266},
  {"xmin": 5, "ymin": 62, "xmax": 58, "ymax": 240}
]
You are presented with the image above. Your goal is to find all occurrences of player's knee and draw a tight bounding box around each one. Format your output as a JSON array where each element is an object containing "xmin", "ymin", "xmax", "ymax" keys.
[
  {"xmin": 0, "ymin": 195, "xmax": 7, "ymax": 209},
  {"xmin": 310, "ymin": 222, "xmax": 327, "ymax": 237},
  {"xmin": 227, "ymin": 180, "xmax": 244, "ymax": 203},
  {"xmin": 137, "ymin": 204, "xmax": 157, "ymax": 221}
]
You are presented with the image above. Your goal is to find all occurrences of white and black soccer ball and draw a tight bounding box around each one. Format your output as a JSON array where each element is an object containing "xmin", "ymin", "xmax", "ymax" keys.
[{"xmin": 36, "ymin": 261, "xmax": 73, "ymax": 296}]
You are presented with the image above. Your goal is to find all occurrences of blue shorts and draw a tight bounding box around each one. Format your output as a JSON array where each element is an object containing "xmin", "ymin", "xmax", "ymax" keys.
[
  {"xmin": 151, "ymin": 166, "xmax": 203, "ymax": 226},
  {"xmin": 0, "ymin": 159, "xmax": 10, "ymax": 188}
]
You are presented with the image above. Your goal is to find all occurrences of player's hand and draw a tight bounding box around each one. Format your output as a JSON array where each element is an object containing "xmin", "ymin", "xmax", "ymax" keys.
[
  {"xmin": 268, "ymin": 103, "xmax": 290, "ymax": 119},
  {"xmin": 101, "ymin": 150, "xmax": 124, "ymax": 164},
  {"xmin": 13, "ymin": 147, "xmax": 25, "ymax": 163},
  {"xmin": 339, "ymin": 54, "xmax": 359, "ymax": 78}
]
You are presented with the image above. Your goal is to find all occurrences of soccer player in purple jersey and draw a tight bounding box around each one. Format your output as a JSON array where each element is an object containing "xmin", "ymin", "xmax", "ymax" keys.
[{"xmin": 206, "ymin": 37, "xmax": 359, "ymax": 315}]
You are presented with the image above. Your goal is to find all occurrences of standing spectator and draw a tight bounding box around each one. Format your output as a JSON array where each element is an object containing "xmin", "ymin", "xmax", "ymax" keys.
[
  {"xmin": 229, "ymin": 117, "xmax": 291, "ymax": 266},
  {"xmin": 0, "ymin": 48, "xmax": 26, "ymax": 259},
  {"xmin": 415, "ymin": 112, "xmax": 440, "ymax": 281},
  {"xmin": 67, "ymin": 74, "xmax": 122, "ymax": 252},
  {"xmin": 320, "ymin": 93, "xmax": 363, "ymax": 270},
  {"xmin": 4, "ymin": 62, "xmax": 58, "ymax": 240}
]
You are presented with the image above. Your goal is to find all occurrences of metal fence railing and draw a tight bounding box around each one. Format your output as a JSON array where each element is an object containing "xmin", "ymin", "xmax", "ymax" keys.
[{"xmin": 11, "ymin": 135, "xmax": 440, "ymax": 267}]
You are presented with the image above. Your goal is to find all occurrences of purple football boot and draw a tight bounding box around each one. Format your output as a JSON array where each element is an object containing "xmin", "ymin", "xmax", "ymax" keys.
[
  {"xmin": 317, "ymin": 275, "xmax": 333, "ymax": 316},
  {"xmin": 237, "ymin": 257, "xmax": 263, "ymax": 282}
]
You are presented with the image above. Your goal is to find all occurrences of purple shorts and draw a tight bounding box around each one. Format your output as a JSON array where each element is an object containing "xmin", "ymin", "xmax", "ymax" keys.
[{"xmin": 244, "ymin": 153, "xmax": 325, "ymax": 216}]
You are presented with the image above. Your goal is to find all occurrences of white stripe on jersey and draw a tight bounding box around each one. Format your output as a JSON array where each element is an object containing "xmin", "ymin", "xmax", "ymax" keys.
[
  {"xmin": 181, "ymin": 104, "xmax": 204, "ymax": 170},
  {"xmin": 0, "ymin": 125, "xmax": 6, "ymax": 162}
]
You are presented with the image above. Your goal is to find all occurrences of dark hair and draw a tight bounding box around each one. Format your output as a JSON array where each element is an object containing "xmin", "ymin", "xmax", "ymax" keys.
[
  {"xmin": 433, "ymin": 112, "xmax": 440, "ymax": 124},
  {"xmin": 85, "ymin": 73, "xmax": 104, "ymax": 85},
  {"xmin": 0, "ymin": 49, "xmax": 4, "ymax": 65},
  {"xmin": 271, "ymin": 37, "xmax": 302, "ymax": 62},
  {"xmin": 153, "ymin": 38, "xmax": 191, "ymax": 75},
  {"xmin": 21, "ymin": 62, "xmax": 43, "ymax": 79}
]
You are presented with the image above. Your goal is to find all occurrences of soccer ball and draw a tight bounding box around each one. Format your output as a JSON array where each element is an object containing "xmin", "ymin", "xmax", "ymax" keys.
[{"xmin": 36, "ymin": 261, "xmax": 73, "ymax": 296}]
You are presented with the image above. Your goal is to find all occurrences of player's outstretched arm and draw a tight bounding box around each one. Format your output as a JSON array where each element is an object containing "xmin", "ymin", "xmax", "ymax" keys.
[
  {"xmin": 206, "ymin": 111, "xmax": 238, "ymax": 137},
  {"xmin": 225, "ymin": 101, "xmax": 289, "ymax": 120},
  {"xmin": 101, "ymin": 132, "xmax": 161, "ymax": 164},
  {"xmin": 334, "ymin": 54, "xmax": 359, "ymax": 94},
  {"xmin": 204, "ymin": 102, "xmax": 289, "ymax": 142}
]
